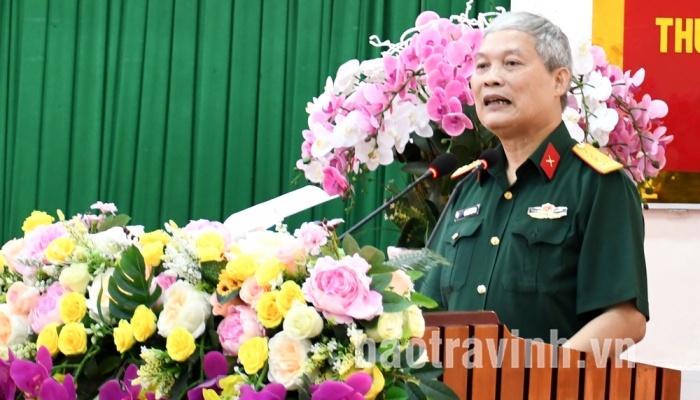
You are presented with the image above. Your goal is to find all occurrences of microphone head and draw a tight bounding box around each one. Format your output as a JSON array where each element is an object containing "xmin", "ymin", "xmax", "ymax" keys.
[
  {"xmin": 428, "ymin": 153, "xmax": 459, "ymax": 178},
  {"xmin": 479, "ymin": 148, "xmax": 500, "ymax": 171}
]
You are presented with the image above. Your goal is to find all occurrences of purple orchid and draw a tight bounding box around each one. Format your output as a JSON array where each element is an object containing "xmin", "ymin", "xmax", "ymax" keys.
[
  {"xmin": 309, "ymin": 372, "xmax": 372, "ymax": 400},
  {"xmin": 99, "ymin": 364, "xmax": 141, "ymax": 400},
  {"xmin": 10, "ymin": 345, "xmax": 53, "ymax": 397},
  {"xmin": 38, "ymin": 374, "xmax": 76, "ymax": 400},
  {"xmin": 187, "ymin": 352, "xmax": 229, "ymax": 400},
  {"xmin": 238, "ymin": 383, "xmax": 286, "ymax": 400},
  {"xmin": 0, "ymin": 349, "xmax": 16, "ymax": 400}
]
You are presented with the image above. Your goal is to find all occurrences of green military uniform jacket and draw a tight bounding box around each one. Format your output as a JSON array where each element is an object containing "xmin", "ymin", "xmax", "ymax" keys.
[{"xmin": 420, "ymin": 122, "xmax": 649, "ymax": 342}]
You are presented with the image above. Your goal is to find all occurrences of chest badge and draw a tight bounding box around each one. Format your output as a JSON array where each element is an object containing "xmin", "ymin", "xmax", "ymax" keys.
[
  {"xmin": 527, "ymin": 203, "xmax": 567, "ymax": 219},
  {"xmin": 455, "ymin": 204, "xmax": 480, "ymax": 221}
]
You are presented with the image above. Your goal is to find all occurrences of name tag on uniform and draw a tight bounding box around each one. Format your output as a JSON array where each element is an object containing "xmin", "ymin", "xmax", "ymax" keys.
[{"xmin": 455, "ymin": 204, "xmax": 480, "ymax": 221}]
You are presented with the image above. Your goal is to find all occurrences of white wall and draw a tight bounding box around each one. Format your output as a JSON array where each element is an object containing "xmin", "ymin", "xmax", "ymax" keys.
[{"xmin": 510, "ymin": 0, "xmax": 700, "ymax": 396}]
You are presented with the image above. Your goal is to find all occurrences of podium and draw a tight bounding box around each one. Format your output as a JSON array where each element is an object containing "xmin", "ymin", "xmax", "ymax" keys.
[{"xmin": 419, "ymin": 312, "xmax": 682, "ymax": 400}]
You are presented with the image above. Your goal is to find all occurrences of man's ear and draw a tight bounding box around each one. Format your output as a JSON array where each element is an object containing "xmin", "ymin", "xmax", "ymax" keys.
[{"xmin": 553, "ymin": 67, "xmax": 572, "ymax": 98}]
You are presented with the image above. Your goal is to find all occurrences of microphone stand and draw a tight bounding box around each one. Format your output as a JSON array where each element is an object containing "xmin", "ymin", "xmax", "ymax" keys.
[{"xmin": 338, "ymin": 170, "xmax": 435, "ymax": 241}]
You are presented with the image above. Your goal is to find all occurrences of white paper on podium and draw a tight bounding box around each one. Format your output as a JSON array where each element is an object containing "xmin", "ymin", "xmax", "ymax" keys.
[{"xmin": 223, "ymin": 186, "xmax": 339, "ymax": 240}]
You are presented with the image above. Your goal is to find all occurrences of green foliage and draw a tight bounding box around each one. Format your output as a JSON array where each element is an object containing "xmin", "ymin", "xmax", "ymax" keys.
[
  {"xmin": 108, "ymin": 246, "xmax": 162, "ymax": 321},
  {"xmin": 342, "ymin": 234, "xmax": 361, "ymax": 256},
  {"xmin": 98, "ymin": 214, "xmax": 132, "ymax": 232},
  {"xmin": 380, "ymin": 291, "xmax": 411, "ymax": 313},
  {"xmin": 201, "ymin": 260, "xmax": 227, "ymax": 285},
  {"xmin": 410, "ymin": 291, "xmax": 439, "ymax": 309},
  {"xmin": 384, "ymin": 248, "xmax": 452, "ymax": 271}
]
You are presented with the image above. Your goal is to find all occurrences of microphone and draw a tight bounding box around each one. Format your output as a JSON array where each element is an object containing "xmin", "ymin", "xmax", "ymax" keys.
[
  {"xmin": 338, "ymin": 153, "xmax": 459, "ymax": 241},
  {"xmin": 424, "ymin": 149, "xmax": 500, "ymax": 249}
]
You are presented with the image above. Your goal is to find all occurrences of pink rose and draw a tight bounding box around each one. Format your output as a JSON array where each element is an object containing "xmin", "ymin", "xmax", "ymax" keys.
[
  {"xmin": 276, "ymin": 240, "xmax": 307, "ymax": 275},
  {"xmin": 150, "ymin": 272, "xmax": 177, "ymax": 307},
  {"xmin": 239, "ymin": 277, "xmax": 268, "ymax": 305},
  {"xmin": 183, "ymin": 220, "xmax": 233, "ymax": 248},
  {"xmin": 20, "ymin": 224, "xmax": 67, "ymax": 268},
  {"xmin": 1, "ymin": 238, "xmax": 24, "ymax": 274},
  {"xmin": 29, "ymin": 282, "xmax": 69, "ymax": 334},
  {"xmin": 6, "ymin": 282, "xmax": 40, "ymax": 316},
  {"xmin": 302, "ymin": 254, "xmax": 383, "ymax": 324},
  {"xmin": 293, "ymin": 222, "xmax": 328, "ymax": 256},
  {"xmin": 217, "ymin": 305, "xmax": 264, "ymax": 356},
  {"xmin": 210, "ymin": 292, "xmax": 243, "ymax": 317}
]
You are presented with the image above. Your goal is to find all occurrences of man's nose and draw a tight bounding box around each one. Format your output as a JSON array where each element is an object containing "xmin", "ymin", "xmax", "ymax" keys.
[{"xmin": 484, "ymin": 66, "xmax": 505, "ymax": 87}]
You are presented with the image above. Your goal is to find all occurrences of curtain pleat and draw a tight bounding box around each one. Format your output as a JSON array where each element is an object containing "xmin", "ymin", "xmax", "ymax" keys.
[{"xmin": 0, "ymin": 0, "xmax": 509, "ymax": 252}]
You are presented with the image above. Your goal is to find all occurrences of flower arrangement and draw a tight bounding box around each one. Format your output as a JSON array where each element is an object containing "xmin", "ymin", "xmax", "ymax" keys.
[
  {"xmin": 0, "ymin": 203, "xmax": 455, "ymax": 399},
  {"xmin": 295, "ymin": 3, "xmax": 671, "ymax": 247}
]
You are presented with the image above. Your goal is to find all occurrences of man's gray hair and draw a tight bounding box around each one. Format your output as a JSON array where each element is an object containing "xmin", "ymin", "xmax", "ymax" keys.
[{"xmin": 485, "ymin": 12, "xmax": 572, "ymax": 110}]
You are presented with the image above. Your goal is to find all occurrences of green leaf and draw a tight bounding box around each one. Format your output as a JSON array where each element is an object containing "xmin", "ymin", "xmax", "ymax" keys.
[
  {"xmin": 384, "ymin": 248, "xmax": 452, "ymax": 271},
  {"xmin": 342, "ymin": 234, "xmax": 361, "ymax": 256},
  {"xmin": 201, "ymin": 260, "xmax": 227, "ymax": 285},
  {"xmin": 405, "ymin": 381, "xmax": 427, "ymax": 400},
  {"xmin": 358, "ymin": 316, "xmax": 379, "ymax": 331},
  {"xmin": 108, "ymin": 246, "xmax": 161, "ymax": 321},
  {"xmin": 169, "ymin": 358, "xmax": 195, "ymax": 400},
  {"xmin": 385, "ymin": 386, "xmax": 409, "ymax": 400},
  {"xmin": 405, "ymin": 270, "xmax": 424, "ymax": 281},
  {"xmin": 84, "ymin": 356, "xmax": 100, "ymax": 379},
  {"xmin": 98, "ymin": 214, "xmax": 131, "ymax": 232},
  {"xmin": 370, "ymin": 273, "xmax": 392, "ymax": 292},
  {"xmin": 410, "ymin": 292, "xmax": 439, "ymax": 309},
  {"xmin": 360, "ymin": 245, "xmax": 385, "ymax": 265},
  {"xmin": 411, "ymin": 363, "xmax": 444, "ymax": 381},
  {"xmin": 401, "ymin": 162, "xmax": 430, "ymax": 177},
  {"xmin": 216, "ymin": 288, "xmax": 240, "ymax": 305},
  {"xmin": 400, "ymin": 344, "xmax": 427, "ymax": 369},
  {"xmin": 100, "ymin": 356, "xmax": 123, "ymax": 376},
  {"xmin": 367, "ymin": 264, "xmax": 398, "ymax": 275},
  {"xmin": 419, "ymin": 379, "xmax": 459, "ymax": 400},
  {"xmin": 397, "ymin": 218, "xmax": 428, "ymax": 249},
  {"xmin": 207, "ymin": 314, "xmax": 221, "ymax": 350},
  {"xmin": 381, "ymin": 291, "xmax": 411, "ymax": 313}
]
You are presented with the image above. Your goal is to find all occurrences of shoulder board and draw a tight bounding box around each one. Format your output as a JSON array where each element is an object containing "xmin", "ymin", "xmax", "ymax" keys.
[
  {"xmin": 572, "ymin": 143, "xmax": 623, "ymax": 174},
  {"xmin": 451, "ymin": 160, "xmax": 480, "ymax": 179}
]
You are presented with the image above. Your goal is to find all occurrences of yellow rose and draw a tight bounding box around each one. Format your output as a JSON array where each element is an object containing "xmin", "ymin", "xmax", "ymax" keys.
[
  {"xmin": 238, "ymin": 337, "xmax": 268, "ymax": 375},
  {"xmin": 225, "ymin": 255, "xmax": 258, "ymax": 282},
  {"xmin": 257, "ymin": 291, "xmax": 282, "ymax": 329},
  {"xmin": 37, "ymin": 323, "xmax": 60, "ymax": 356},
  {"xmin": 114, "ymin": 320, "xmax": 136, "ymax": 353},
  {"xmin": 59, "ymin": 263, "xmax": 91, "ymax": 294},
  {"xmin": 254, "ymin": 259, "xmax": 284, "ymax": 288},
  {"xmin": 196, "ymin": 232, "xmax": 225, "ymax": 262},
  {"xmin": 366, "ymin": 313, "xmax": 403, "ymax": 341},
  {"xmin": 22, "ymin": 211, "xmax": 54, "ymax": 233},
  {"xmin": 403, "ymin": 305, "xmax": 425, "ymax": 338},
  {"xmin": 141, "ymin": 242, "xmax": 165, "ymax": 267},
  {"xmin": 140, "ymin": 230, "xmax": 171, "ymax": 246},
  {"xmin": 59, "ymin": 292, "xmax": 87, "ymax": 324},
  {"xmin": 45, "ymin": 238, "xmax": 76, "ymax": 263},
  {"xmin": 0, "ymin": 253, "xmax": 5, "ymax": 274},
  {"xmin": 342, "ymin": 365, "xmax": 385, "ymax": 400},
  {"xmin": 58, "ymin": 322, "xmax": 87, "ymax": 356},
  {"xmin": 166, "ymin": 327, "xmax": 196, "ymax": 362},
  {"xmin": 276, "ymin": 281, "xmax": 305, "ymax": 317},
  {"xmin": 130, "ymin": 305, "xmax": 157, "ymax": 342}
]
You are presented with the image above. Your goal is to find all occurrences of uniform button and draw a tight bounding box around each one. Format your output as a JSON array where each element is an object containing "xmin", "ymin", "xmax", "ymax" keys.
[
  {"xmin": 504, "ymin": 191, "xmax": 513, "ymax": 200},
  {"xmin": 490, "ymin": 236, "xmax": 500, "ymax": 246},
  {"xmin": 477, "ymin": 285, "xmax": 487, "ymax": 294},
  {"xmin": 452, "ymin": 233, "xmax": 458, "ymax": 240}
]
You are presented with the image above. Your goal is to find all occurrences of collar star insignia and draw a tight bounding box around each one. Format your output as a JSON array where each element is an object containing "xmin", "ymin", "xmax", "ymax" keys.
[{"xmin": 540, "ymin": 143, "xmax": 561, "ymax": 179}]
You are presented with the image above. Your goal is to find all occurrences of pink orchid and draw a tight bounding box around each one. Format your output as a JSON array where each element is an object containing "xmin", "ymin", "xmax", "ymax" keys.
[{"xmin": 322, "ymin": 167, "xmax": 349, "ymax": 196}]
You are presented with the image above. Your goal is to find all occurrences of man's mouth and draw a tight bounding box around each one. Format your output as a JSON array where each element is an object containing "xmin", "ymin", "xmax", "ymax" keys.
[{"xmin": 484, "ymin": 96, "xmax": 512, "ymax": 106}]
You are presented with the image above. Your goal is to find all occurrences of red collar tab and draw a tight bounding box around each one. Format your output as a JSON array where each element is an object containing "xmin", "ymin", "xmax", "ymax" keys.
[{"xmin": 540, "ymin": 143, "xmax": 560, "ymax": 180}]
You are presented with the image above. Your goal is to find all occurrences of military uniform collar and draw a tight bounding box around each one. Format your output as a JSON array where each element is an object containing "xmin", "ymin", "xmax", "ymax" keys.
[{"xmin": 484, "ymin": 122, "xmax": 574, "ymax": 185}]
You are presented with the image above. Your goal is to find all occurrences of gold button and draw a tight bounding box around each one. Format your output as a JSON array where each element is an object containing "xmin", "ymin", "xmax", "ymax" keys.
[
  {"xmin": 504, "ymin": 191, "xmax": 513, "ymax": 200},
  {"xmin": 452, "ymin": 233, "xmax": 458, "ymax": 240},
  {"xmin": 491, "ymin": 237, "xmax": 500, "ymax": 246},
  {"xmin": 477, "ymin": 285, "xmax": 487, "ymax": 294}
]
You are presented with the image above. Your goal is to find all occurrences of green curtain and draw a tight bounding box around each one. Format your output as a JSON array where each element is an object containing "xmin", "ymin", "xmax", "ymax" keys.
[{"xmin": 0, "ymin": 0, "xmax": 509, "ymax": 251}]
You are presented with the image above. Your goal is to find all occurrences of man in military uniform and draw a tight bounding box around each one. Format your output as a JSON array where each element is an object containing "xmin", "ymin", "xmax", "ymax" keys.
[{"xmin": 420, "ymin": 12, "xmax": 648, "ymax": 354}]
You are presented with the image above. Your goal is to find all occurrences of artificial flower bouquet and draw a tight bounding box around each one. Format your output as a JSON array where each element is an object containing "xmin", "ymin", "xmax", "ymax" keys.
[
  {"xmin": 0, "ymin": 203, "xmax": 456, "ymax": 400},
  {"xmin": 296, "ymin": 3, "xmax": 671, "ymax": 248}
]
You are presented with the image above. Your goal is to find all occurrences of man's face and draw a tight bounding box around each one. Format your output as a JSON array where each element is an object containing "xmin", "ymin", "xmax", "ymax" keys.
[{"xmin": 471, "ymin": 30, "xmax": 561, "ymax": 136}]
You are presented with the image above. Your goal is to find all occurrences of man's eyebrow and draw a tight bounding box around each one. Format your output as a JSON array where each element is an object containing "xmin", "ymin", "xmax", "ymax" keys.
[{"xmin": 476, "ymin": 48, "xmax": 523, "ymax": 58}]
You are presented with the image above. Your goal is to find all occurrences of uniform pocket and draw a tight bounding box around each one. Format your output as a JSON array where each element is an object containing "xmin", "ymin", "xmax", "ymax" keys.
[
  {"xmin": 502, "ymin": 219, "xmax": 570, "ymax": 293},
  {"xmin": 440, "ymin": 218, "xmax": 483, "ymax": 292}
]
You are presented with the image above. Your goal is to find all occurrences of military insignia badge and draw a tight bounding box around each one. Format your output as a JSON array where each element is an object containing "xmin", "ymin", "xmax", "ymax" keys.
[
  {"xmin": 527, "ymin": 203, "xmax": 567, "ymax": 219},
  {"xmin": 455, "ymin": 204, "xmax": 480, "ymax": 221}
]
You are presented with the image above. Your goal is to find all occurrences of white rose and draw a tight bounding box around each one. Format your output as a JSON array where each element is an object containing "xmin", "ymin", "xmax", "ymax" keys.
[
  {"xmin": 367, "ymin": 312, "xmax": 404, "ymax": 342},
  {"xmin": 59, "ymin": 263, "xmax": 92, "ymax": 294},
  {"xmin": 157, "ymin": 281, "xmax": 211, "ymax": 338},
  {"xmin": 0, "ymin": 304, "xmax": 30, "ymax": 346},
  {"xmin": 88, "ymin": 227, "xmax": 132, "ymax": 255},
  {"xmin": 267, "ymin": 331, "xmax": 311, "ymax": 390},
  {"xmin": 86, "ymin": 268, "xmax": 115, "ymax": 322},
  {"xmin": 403, "ymin": 305, "xmax": 425, "ymax": 338},
  {"xmin": 283, "ymin": 304, "xmax": 323, "ymax": 340}
]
